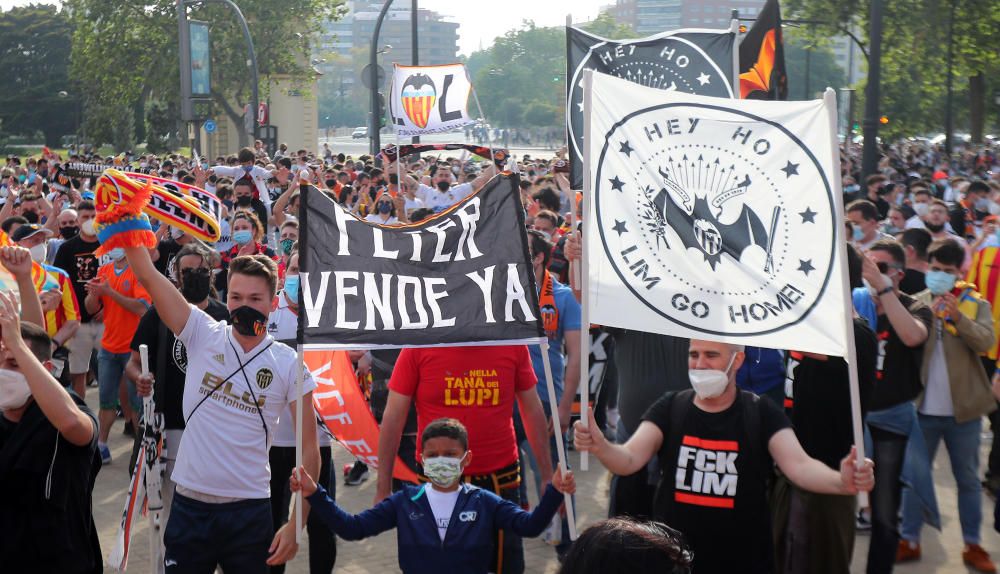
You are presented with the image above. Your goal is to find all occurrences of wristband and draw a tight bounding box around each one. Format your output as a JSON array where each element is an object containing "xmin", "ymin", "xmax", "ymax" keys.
[{"xmin": 876, "ymin": 285, "xmax": 894, "ymax": 296}]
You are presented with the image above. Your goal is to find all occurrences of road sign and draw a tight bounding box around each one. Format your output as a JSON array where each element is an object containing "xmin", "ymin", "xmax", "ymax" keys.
[
  {"xmin": 203, "ymin": 119, "xmax": 217, "ymax": 133},
  {"xmin": 258, "ymin": 103, "xmax": 268, "ymax": 126},
  {"xmin": 361, "ymin": 64, "xmax": 386, "ymax": 89}
]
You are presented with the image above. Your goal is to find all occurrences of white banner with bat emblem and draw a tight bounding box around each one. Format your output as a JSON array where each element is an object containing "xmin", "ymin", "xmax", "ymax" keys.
[{"xmin": 584, "ymin": 70, "xmax": 848, "ymax": 356}]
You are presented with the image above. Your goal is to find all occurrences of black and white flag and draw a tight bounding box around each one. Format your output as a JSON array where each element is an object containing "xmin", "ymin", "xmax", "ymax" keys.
[
  {"xmin": 298, "ymin": 175, "xmax": 545, "ymax": 349},
  {"xmin": 584, "ymin": 71, "xmax": 847, "ymax": 356},
  {"xmin": 567, "ymin": 25, "xmax": 737, "ymax": 189}
]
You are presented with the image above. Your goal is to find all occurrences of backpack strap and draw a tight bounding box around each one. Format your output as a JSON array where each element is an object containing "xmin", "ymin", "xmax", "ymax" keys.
[
  {"xmin": 739, "ymin": 390, "xmax": 769, "ymax": 481},
  {"xmin": 668, "ymin": 389, "xmax": 696, "ymax": 442}
]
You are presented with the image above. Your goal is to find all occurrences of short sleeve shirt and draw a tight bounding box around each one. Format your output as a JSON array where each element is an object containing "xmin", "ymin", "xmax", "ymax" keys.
[
  {"xmin": 171, "ymin": 307, "xmax": 316, "ymax": 499},
  {"xmin": 389, "ymin": 345, "xmax": 537, "ymax": 475},
  {"xmin": 97, "ymin": 263, "xmax": 150, "ymax": 354},
  {"xmin": 528, "ymin": 276, "xmax": 581, "ymax": 404},
  {"xmin": 641, "ymin": 391, "xmax": 790, "ymax": 574}
]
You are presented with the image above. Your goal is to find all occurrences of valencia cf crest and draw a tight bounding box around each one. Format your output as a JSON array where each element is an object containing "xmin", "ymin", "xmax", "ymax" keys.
[
  {"xmin": 401, "ymin": 74, "xmax": 436, "ymax": 129},
  {"xmin": 593, "ymin": 101, "xmax": 837, "ymax": 337},
  {"xmin": 256, "ymin": 368, "xmax": 274, "ymax": 390}
]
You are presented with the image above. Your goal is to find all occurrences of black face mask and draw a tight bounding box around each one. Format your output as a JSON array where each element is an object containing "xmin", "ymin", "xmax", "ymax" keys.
[
  {"xmin": 230, "ymin": 305, "xmax": 268, "ymax": 337},
  {"xmin": 22, "ymin": 211, "xmax": 39, "ymax": 224},
  {"xmin": 436, "ymin": 180, "xmax": 450, "ymax": 192},
  {"xmin": 180, "ymin": 268, "xmax": 211, "ymax": 303},
  {"xmin": 59, "ymin": 226, "xmax": 79, "ymax": 239},
  {"xmin": 236, "ymin": 195, "xmax": 252, "ymax": 207}
]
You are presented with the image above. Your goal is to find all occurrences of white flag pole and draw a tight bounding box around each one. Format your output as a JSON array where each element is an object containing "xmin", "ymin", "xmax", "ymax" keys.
[
  {"xmin": 824, "ymin": 87, "xmax": 869, "ymax": 507},
  {"xmin": 139, "ymin": 344, "xmax": 161, "ymax": 572},
  {"xmin": 730, "ymin": 18, "xmax": 741, "ymax": 99},
  {"xmin": 567, "ymin": 13, "xmax": 582, "ymax": 290},
  {"xmin": 295, "ymin": 344, "xmax": 304, "ymax": 543},
  {"xmin": 578, "ymin": 69, "xmax": 595, "ymax": 472},
  {"xmin": 541, "ymin": 340, "xmax": 578, "ymax": 540}
]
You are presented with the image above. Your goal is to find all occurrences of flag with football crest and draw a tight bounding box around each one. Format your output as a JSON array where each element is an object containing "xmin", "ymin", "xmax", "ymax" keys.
[
  {"xmin": 388, "ymin": 64, "xmax": 476, "ymax": 136},
  {"xmin": 583, "ymin": 70, "xmax": 847, "ymax": 356},
  {"xmin": 566, "ymin": 25, "xmax": 738, "ymax": 189}
]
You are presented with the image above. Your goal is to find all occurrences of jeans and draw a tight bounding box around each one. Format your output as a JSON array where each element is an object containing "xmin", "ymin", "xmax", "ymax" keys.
[
  {"xmin": 866, "ymin": 426, "xmax": 908, "ymax": 574},
  {"xmin": 269, "ymin": 445, "xmax": 336, "ymax": 574},
  {"xmin": 97, "ymin": 349, "xmax": 139, "ymax": 411},
  {"xmin": 900, "ymin": 415, "xmax": 983, "ymax": 544},
  {"xmin": 164, "ymin": 493, "xmax": 273, "ymax": 574}
]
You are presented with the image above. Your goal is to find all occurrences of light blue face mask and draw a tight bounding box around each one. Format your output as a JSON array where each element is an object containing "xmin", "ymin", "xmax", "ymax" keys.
[
  {"xmin": 232, "ymin": 230, "xmax": 253, "ymax": 245},
  {"xmin": 852, "ymin": 225, "xmax": 865, "ymax": 242},
  {"xmin": 925, "ymin": 270, "xmax": 957, "ymax": 295},
  {"xmin": 283, "ymin": 275, "xmax": 299, "ymax": 303}
]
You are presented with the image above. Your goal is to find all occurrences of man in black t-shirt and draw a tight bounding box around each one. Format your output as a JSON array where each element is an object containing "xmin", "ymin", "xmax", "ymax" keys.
[
  {"xmin": 575, "ymin": 339, "xmax": 874, "ymax": 574},
  {"xmin": 127, "ymin": 243, "xmax": 229, "ymax": 573},
  {"xmin": 899, "ymin": 228, "xmax": 932, "ymax": 296},
  {"xmin": 52, "ymin": 201, "xmax": 105, "ymax": 398},
  {"xmin": 863, "ymin": 239, "xmax": 932, "ymax": 574}
]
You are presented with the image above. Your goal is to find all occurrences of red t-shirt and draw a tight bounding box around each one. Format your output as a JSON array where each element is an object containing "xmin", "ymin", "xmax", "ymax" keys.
[{"xmin": 389, "ymin": 345, "xmax": 537, "ymax": 475}]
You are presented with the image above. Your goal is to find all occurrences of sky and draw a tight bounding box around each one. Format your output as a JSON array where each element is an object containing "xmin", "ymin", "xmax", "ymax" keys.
[{"xmin": 0, "ymin": 0, "xmax": 611, "ymax": 56}]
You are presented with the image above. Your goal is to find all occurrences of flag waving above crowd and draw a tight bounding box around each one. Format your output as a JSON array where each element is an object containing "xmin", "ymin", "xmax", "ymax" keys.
[
  {"xmin": 389, "ymin": 63, "xmax": 477, "ymax": 136},
  {"xmin": 738, "ymin": 0, "xmax": 788, "ymax": 100},
  {"xmin": 299, "ymin": 174, "xmax": 545, "ymax": 349},
  {"xmin": 566, "ymin": 25, "xmax": 737, "ymax": 189},
  {"xmin": 584, "ymin": 70, "xmax": 847, "ymax": 356}
]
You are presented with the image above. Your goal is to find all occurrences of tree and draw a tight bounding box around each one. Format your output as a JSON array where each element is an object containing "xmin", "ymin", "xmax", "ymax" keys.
[
  {"xmin": 785, "ymin": 0, "xmax": 1000, "ymax": 141},
  {"xmin": 65, "ymin": 0, "xmax": 346, "ymax": 151},
  {"xmin": 783, "ymin": 32, "xmax": 846, "ymax": 100},
  {"xmin": 582, "ymin": 11, "xmax": 635, "ymax": 40},
  {"xmin": 0, "ymin": 5, "xmax": 76, "ymax": 147}
]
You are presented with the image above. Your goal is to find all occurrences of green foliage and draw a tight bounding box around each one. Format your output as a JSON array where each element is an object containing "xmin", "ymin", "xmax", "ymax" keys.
[
  {"xmin": 581, "ymin": 11, "xmax": 635, "ymax": 40},
  {"xmin": 784, "ymin": 0, "xmax": 1000, "ymax": 139},
  {"xmin": 783, "ymin": 32, "xmax": 846, "ymax": 99},
  {"xmin": 146, "ymin": 100, "xmax": 179, "ymax": 154},
  {"xmin": 0, "ymin": 5, "xmax": 76, "ymax": 147},
  {"xmin": 65, "ymin": 0, "xmax": 346, "ymax": 151}
]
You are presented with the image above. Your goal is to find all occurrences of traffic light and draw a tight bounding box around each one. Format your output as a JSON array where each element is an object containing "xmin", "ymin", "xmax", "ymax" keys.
[
  {"xmin": 879, "ymin": 116, "xmax": 889, "ymax": 125},
  {"xmin": 377, "ymin": 92, "xmax": 386, "ymax": 128},
  {"xmin": 852, "ymin": 122, "xmax": 860, "ymax": 131}
]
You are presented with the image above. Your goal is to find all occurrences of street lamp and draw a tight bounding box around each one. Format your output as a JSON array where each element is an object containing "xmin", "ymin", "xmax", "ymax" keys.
[{"xmin": 369, "ymin": 0, "xmax": 394, "ymax": 158}]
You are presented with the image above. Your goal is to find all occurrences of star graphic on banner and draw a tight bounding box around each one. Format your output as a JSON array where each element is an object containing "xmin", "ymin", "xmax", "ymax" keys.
[
  {"xmin": 780, "ymin": 161, "xmax": 800, "ymax": 178},
  {"xmin": 609, "ymin": 176, "xmax": 625, "ymax": 192},
  {"xmin": 697, "ymin": 72, "xmax": 711, "ymax": 86},
  {"xmin": 613, "ymin": 220, "xmax": 628, "ymax": 236},
  {"xmin": 799, "ymin": 207, "xmax": 817, "ymax": 223},
  {"xmin": 619, "ymin": 140, "xmax": 634, "ymax": 157},
  {"xmin": 798, "ymin": 259, "xmax": 815, "ymax": 276},
  {"xmin": 577, "ymin": 100, "xmax": 584, "ymax": 113}
]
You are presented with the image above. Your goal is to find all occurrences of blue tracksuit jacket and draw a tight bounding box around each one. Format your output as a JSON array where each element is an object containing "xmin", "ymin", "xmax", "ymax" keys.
[{"xmin": 306, "ymin": 481, "xmax": 564, "ymax": 573}]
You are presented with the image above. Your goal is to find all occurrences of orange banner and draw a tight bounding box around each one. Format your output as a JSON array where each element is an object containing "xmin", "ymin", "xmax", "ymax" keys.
[{"xmin": 304, "ymin": 349, "xmax": 420, "ymax": 484}]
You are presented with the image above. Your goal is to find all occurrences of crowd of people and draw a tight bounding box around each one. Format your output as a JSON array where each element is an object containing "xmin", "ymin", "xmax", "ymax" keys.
[{"xmin": 0, "ymin": 135, "xmax": 997, "ymax": 574}]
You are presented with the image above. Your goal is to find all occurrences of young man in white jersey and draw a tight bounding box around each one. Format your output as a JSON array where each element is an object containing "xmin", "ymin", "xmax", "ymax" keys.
[{"xmin": 122, "ymin": 244, "xmax": 319, "ymax": 573}]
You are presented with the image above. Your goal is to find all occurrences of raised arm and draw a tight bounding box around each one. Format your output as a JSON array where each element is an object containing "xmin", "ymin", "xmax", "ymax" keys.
[
  {"xmin": 1, "ymin": 247, "xmax": 44, "ymax": 327},
  {"xmin": 123, "ymin": 246, "xmax": 190, "ymax": 335}
]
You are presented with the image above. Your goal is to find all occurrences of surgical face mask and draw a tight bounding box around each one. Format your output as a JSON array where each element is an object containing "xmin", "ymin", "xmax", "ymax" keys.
[
  {"xmin": 689, "ymin": 353, "xmax": 738, "ymax": 399},
  {"xmin": 81, "ymin": 219, "xmax": 96, "ymax": 237},
  {"xmin": 975, "ymin": 197, "xmax": 990, "ymax": 212},
  {"xmin": 990, "ymin": 203, "xmax": 1000, "ymax": 216},
  {"xmin": 852, "ymin": 224, "xmax": 865, "ymax": 242},
  {"xmin": 283, "ymin": 274, "xmax": 299, "ymax": 303},
  {"xmin": 28, "ymin": 243, "xmax": 46, "ymax": 263},
  {"xmin": 0, "ymin": 369, "xmax": 32, "ymax": 410},
  {"xmin": 232, "ymin": 230, "xmax": 253, "ymax": 245},
  {"xmin": 170, "ymin": 227, "xmax": 185, "ymax": 240},
  {"xmin": 108, "ymin": 247, "xmax": 126, "ymax": 261},
  {"xmin": 423, "ymin": 453, "xmax": 467, "ymax": 488},
  {"xmin": 912, "ymin": 202, "xmax": 929, "ymax": 217},
  {"xmin": 451, "ymin": 165, "xmax": 460, "ymax": 175},
  {"xmin": 925, "ymin": 270, "xmax": 957, "ymax": 295},
  {"xmin": 844, "ymin": 184, "xmax": 860, "ymax": 195}
]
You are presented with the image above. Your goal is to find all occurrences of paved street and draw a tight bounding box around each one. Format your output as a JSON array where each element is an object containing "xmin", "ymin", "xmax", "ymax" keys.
[{"xmin": 89, "ymin": 389, "xmax": 1000, "ymax": 573}]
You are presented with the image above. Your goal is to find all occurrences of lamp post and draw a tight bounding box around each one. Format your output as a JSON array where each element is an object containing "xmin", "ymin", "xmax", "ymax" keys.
[
  {"xmin": 369, "ymin": 0, "xmax": 394, "ymax": 158},
  {"xmin": 861, "ymin": 0, "xmax": 884, "ymax": 178},
  {"xmin": 943, "ymin": 0, "xmax": 956, "ymax": 157}
]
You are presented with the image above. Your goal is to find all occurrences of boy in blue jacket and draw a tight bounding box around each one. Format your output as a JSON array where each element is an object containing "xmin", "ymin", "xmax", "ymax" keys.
[{"xmin": 290, "ymin": 417, "xmax": 575, "ymax": 574}]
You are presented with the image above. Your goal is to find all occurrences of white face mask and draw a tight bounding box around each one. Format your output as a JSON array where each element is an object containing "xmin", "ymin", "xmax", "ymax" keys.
[
  {"xmin": 912, "ymin": 202, "xmax": 929, "ymax": 217},
  {"xmin": 689, "ymin": 352, "xmax": 738, "ymax": 399},
  {"xmin": 423, "ymin": 453, "xmax": 467, "ymax": 488},
  {"xmin": 28, "ymin": 243, "xmax": 46, "ymax": 263},
  {"xmin": 0, "ymin": 369, "xmax": 31, "ymax": 410},
  {"xmin": 81, "ymin": 219, "xmax": 96, "ymax": 237}
]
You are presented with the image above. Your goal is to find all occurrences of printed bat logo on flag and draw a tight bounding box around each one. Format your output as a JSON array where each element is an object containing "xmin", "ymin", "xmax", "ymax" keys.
[{"xmin": 401, "ymin": 74, "xmax": 437, "ymax": 129}]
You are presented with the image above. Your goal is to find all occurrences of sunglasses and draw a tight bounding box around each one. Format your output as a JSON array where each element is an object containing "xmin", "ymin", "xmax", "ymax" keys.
[{"xmin": 875, "ymin": 261, "xmax": 901, "ymax": 274}]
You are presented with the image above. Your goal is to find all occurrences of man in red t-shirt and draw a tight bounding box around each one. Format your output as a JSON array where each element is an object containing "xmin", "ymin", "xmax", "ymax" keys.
[{"xmin": 376, "ymin": 345, "xmax": 552, "ymax": 574}]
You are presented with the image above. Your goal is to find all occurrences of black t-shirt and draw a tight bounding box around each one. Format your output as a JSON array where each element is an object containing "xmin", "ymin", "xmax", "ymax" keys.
[
  {"xmin": 870, "ymin": 293, "xmax": 932, "ymax": 411},
  {"xmin": 52, "ymin": 235, "xmax": 104, "ymax": 323},
  {"xmin": 642, "ymin": 391, "xmax": 790, "ymax": 574},
  {"xmin": 0, "ymin": 396, "xmax": 102, "ymax": 572},
  {"xmin": 155, "ymin": 238, "xmax": 183, "ymax": 280},
  {"xmin": 791, "ymin": 318, "xmax": 878, "ymax": 469},
  {"xmin": 899, "ymin": 268, "xmax": 927, "ymax": 296},
  {"xmin": 130, "ymin": 301, "xmax": 230, "ymax": 430},
  {"xmin": 613, "ymin": 331, "xmax": 690, "ymax": 435}
]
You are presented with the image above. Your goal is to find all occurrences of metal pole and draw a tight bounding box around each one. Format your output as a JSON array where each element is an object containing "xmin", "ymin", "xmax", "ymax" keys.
[
  {"xmin": 804, "ymin": 47, "xmax": 812, "ymax": 100},
  {"xmin": 861, "ymin": 0, "xmax": 884, "ymax": 178},
  {"xmin": 944, "ymin": 0, "xmax": 956, "ymax": 156},
  {"xmin": 411, "ymin": 0, "xmax": 419, "ymax": 147},
  {"xmin": 371, "ymin": 0, "xmax": 394, "ymax": 157},
  {"xmin": 178, "ymin": 0, "xmax": 194, "ymax": 147}
]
